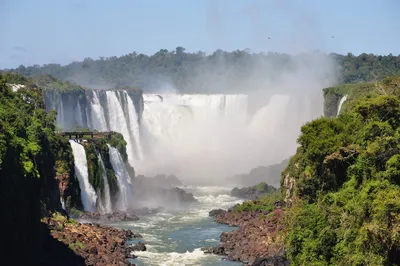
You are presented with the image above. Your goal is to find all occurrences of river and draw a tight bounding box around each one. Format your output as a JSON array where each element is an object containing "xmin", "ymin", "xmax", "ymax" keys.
[{"xmin": 106, "ymin": 186, "xmax": 244, "ymax": 266}]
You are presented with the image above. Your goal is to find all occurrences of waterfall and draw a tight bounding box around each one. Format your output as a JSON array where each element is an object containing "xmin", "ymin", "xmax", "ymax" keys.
[
  {"xmin": 125, "ymin": 92, "xmax": 143, "ymax": 160},
  {"xmin": 98, "ymin": 153, "xmax": 112, "ymax": 214},
  {"xmin": 337, "ymin": 95, "xmax": 348, "ymax": 116},
  {"xmin": 60, "ymin": 198, "xmax": 66, "ymax": 210},
  {"xmin": 69, "ymin": 140, "xmax": 98, "ymax": 212},
  {"xmin": 107, "ymin": 144, "xmax": 133, "ymax": 211},
  {"xmin": 106, "ymin": 91, "xmax": 136, "ymax": 167},
  {"xmin": 50, "ymin": 90, "xmax": 320, "ymax": 185},
  {"xmin": 89, "ymin": 91, "xmax": 108, "ymax": 131},
  {"xmin": 76, "ymin": 100, "xmax": 84, "ymax": 128}
]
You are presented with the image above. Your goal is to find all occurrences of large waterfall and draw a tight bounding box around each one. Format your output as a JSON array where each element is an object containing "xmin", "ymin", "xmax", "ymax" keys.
[
  {"xmin": 50, "ymin": 90, "xmax": 321, "ymax": 184},
  {"xmin": 69, "ymin": 140, "xmax": 98, "ymax": 212},
  {"xmin": 108, "ymin": 144, "xmax": 133, "ymax": 211}
]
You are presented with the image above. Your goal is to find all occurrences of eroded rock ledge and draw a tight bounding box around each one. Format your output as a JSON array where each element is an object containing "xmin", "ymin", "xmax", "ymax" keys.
[
  {"xmin": 208, "ymin": 208, "xmax": 289, "ymax": 265},
  {"xmin": 42, "ymin": 214, "xmax": 142, "ymax": 265}
]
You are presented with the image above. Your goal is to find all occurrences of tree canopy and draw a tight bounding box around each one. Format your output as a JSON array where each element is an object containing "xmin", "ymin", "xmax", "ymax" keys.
[{"xmin": 5, "ymin": 49, "xmax": 400, "ymax": 92}]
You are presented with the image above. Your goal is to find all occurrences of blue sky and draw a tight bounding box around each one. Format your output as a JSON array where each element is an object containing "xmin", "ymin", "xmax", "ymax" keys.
[{"xmin": 1, "ymin": 0, "xmax": 399, "ymax": 68}]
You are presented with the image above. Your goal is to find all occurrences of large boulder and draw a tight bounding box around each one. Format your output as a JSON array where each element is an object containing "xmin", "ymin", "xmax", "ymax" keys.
[{"xmin": 209, "ymin": 209, "xmax": 226, "ymax": 217}]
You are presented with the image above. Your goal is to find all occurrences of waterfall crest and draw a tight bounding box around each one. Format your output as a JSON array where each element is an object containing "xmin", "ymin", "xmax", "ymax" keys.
[
  {"xmin": 69, "ymin": 140, "xmax": 98, "ymax": 212},
  {"xmin": 107, "ymin": 144, "xmax": 133, "ymax": 211}
]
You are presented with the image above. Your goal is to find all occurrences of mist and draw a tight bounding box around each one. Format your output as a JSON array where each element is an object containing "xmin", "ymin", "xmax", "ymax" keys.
[{"xmin": 135, "ymin": 51, "xmax": 339, "ymax": 185}]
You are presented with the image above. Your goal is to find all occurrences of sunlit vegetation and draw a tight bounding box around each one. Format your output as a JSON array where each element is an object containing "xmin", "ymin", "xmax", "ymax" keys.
[
  {"xmin": 282, "ymin": 77, "xmax": 400, "ymax": 265},
  {"xmin": 6, "ymin": 50, "xmax": 400, "ymax": 92}
]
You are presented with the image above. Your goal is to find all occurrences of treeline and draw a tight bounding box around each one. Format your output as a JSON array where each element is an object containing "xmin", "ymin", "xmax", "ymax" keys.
[{"xmin": 6, "ymin": 48, "xmax": 400, "ymax": 92}]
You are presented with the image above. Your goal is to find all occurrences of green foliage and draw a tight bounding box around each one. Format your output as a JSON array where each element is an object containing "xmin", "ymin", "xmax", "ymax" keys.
[
  {"xmin": 7, "ymin": 51, "xmax": 400, "ymax": 93},
  {"xmin": 108, "ymin": 133, "xmax": 128, "ymax": 161},
  {"xmin": 233, "ymin": 191, "xmax": 282, "ymax": 212},
  {"xmin": 283, "ymin": 78, "xmax": 400, "ymax": 265},
  {"xmin": 323, "ymin": 76, "xmax": 400, "ymax": 117},
  {"xmin": 84, "ymin": 142, "xmax": 104, "ymax": 195},
  {"xmin": 32, "ymin": 74, "xmax": 86, "ymax": 94}
]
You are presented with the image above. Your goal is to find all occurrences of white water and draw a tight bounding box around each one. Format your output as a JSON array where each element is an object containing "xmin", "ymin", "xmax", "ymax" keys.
[
  {"xmin": 98, "ymin": 153, "xmax": 112, "ymax": 214},
  {"xmin": 60, "ymin": 198, "xmax": 66, "ymax": 210},
  {"xmin": 337, "ymin": 95, "xmax": 348, "ymax": 116},
  {"xmin": 54, "ymin": 91, "xmax": 321, "ymax": 184},
  {"xmin": 89, "ymin": 91, "xmax": 108, "ymax": 131},
  {"xmin": 69, "ymin": 140, "xmax": 98, "ymax": 212},
  {"xmin": 137, "ymin": 93, "xmax": 318, "ymax": 183},
  {"xmin": 108, "ymin": 144, "xmax": 133, "ymax": 211},
  {"xmin": 106, "ymin": 186, "xmax": 243, "ymax": 266},
  {"xmin": 125, "ymin": 91, "xmax": 143, "ymax": 160}
]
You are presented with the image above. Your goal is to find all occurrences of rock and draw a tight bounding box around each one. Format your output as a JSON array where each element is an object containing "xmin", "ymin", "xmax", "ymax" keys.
[
  {"xmin": 79, "ymin": 211, "xmax": 139, "ymax": 222},
  {"xmin": 203, "ymin": 246, "xmax": 225, "ymax": 255},
  {"xmin": 212, "ymin": 208, "xmax": 286, "ymax": 264},
  {"xmin": 42, "ymin": 214, "xmax": 138, "ymax": 266},
  {"xmin": 131, "ymin": 242, "xmax": 146, "ymax": 251},
  {"xmin": 273, "ymin": 201, "xmax": 286, "ymax": 209},
  {"xmin": 209, "ymin": 209, "xmax": 226, "ymax": 217},
  {"xmin": 128, "ymin": 207, "xmax": 163, "ymax": 216},
  {"xmin": 251, "ymin": 256, "xmax": 290, "ymax": 266}
]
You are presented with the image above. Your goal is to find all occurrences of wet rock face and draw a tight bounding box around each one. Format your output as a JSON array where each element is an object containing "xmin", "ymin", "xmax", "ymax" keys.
[
  {"xmin": 131, "ymin": 242, "xmax": 146, "ymax": 251},
  {"xmin": 42, "ymin": 215, "xmax": 141, "ymax": 265},
  {"xmin": 208, "ymin": 208, "xmax": 288, "ymax": 265}
]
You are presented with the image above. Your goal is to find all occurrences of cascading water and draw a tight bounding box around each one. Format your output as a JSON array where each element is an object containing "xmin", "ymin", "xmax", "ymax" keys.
[
  {"xmin": 50, "ymin": 90, "xmax": 321, "ymax": 184},
  {"xmin": 337, "ymin": 95, "xmax": 348, "ymax": 116},
  {"xmin": 98, "ymin": 153, "xmax": 112, "ymax": 214},
  {"xmin": 69, "ymin": 140, "xmax": 98, "ymax": 212},
  {"xmin": 107, "ymin": 144, "xmax": 133, "ymax": 211}
]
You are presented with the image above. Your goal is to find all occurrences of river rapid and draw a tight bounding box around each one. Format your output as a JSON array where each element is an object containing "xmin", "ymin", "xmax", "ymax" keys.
[{"xmin": 106, "ymin": 186, "xmax": 244, "ymax": 266}]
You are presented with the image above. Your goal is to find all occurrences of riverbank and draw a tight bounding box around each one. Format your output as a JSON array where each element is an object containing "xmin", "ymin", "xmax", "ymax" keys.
[
  {"xmin": 209, "ymin": 207, "xmax": 289, "ymax": 265},
  {"xmin": 42, "ymin": 213, "xmax": 142, "ymax": 265}
]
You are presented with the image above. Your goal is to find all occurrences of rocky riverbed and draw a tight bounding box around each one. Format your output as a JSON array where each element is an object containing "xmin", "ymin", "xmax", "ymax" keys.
[
  {"xmin": 208, "ymin": 207, "xmax": 290, "ymax": 265},
  {"xmin": 42, "ymin": 214, "xmax": 144, "ymax": 265}
]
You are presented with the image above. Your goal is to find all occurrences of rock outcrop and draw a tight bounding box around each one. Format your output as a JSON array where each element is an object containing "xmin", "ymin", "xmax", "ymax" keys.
[
  {"xmin": 79, "ymin": 211, "xmax": 140, "ymax": 222},
  {"xmin": 210, "ymin": 209, "xmax": 289, "ymax": 265},
  {"xmin": 42, "ymin": 214, "xmax": 140, "ymax": 265},
  {"xmin": 209, "ymin": 208, "xmax": 226, "ymax": 217}
]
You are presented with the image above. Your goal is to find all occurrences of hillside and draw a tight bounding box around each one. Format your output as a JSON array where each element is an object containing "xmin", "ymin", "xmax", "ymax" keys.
[
  {"xmin": 6, "ymin": 50, "xmax": 400, "ymax": 92},
  {"xmin": 280, "ymin": 76, "xmax": 400, "ymax": 265},
  {"xmin": 323, "ymin": 76, "xmax": 400, "ymax": 117}
]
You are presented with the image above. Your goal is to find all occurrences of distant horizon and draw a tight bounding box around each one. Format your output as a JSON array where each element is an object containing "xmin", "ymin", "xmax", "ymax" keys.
[
  {"xmin": 3, "ymin": 48, "xmax": 399, "ymax": 70},
  {"xmin": 1, "ymin": 0, "xmax": 399, "ymax": 68}
]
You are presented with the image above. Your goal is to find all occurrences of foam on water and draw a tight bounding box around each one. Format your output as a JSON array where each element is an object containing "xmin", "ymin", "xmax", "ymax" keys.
[{"xmin": 106, "ymin": 186, "xmax": 242, "ymax": 266}]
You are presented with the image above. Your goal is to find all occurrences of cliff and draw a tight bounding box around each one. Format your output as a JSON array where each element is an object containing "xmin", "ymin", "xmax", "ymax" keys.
[
  {"xmin": 0, "ymin": 73, "xmax": 82, "ymax": 264},
  {"xmin": 323, "ymin": 76, "xmax": 400, "ymax": 117},
  {"xmin": 0, "ymin": 73, "xmax": 136, "ymax": 264}
]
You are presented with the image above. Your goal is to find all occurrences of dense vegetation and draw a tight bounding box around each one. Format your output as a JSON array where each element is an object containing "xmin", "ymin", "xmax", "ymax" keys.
[
  {"xmin": 282, "ymin": 77, "xmax": 400, "ymax": 265},
  {"xmin": 323, "ymin": 76, "xmax": 400, "ymax": 117},
  {"xmin": 0, "ymin": 72, "xmax": 78, "ymax": 262},
  {"xmin": 83, "ymin": 134, "xmax": 128, "ymax": 210},
  {"xmin": 233, "ymin": 190, "xmax": 282, "ymax": 213},
  {"xmin": 5, "ymin": 49, "xmax": 400, "ymax": 92}
]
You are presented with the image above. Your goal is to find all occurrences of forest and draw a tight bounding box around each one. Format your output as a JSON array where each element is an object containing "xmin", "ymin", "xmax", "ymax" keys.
[{"xmin": 6, "ymin": 49, "xmax": 400, "ymax": 92}]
